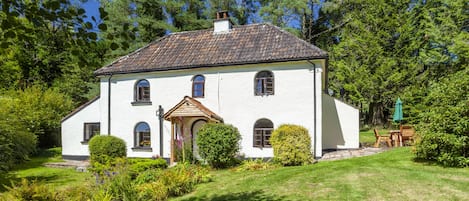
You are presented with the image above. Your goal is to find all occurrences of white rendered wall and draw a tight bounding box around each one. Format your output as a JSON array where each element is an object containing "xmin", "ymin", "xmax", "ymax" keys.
[
  {"xmin": 61, "ymin": 98, "xmax": 101, "ymax": 157},
  {"xmin": 97, "ymin": 60, "xmax": 324, "ymax": 158},
  {"xmin": 322, "ymin": 94, "xmax": 359, "ymax": 149}
]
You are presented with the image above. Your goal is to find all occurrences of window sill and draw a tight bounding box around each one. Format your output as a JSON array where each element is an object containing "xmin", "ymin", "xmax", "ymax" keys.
[
  {"xmin": 131, "ymin": 101, "xmax": 152, "ymax": 106},
  {"xmin": 80, "ymin": 141, "xmax": 89, "ymax": 145},
  {"xmin": 132, "ymin": 147, "xmax": 153, "ymax": 152},
  {"xmin": 254, "ymin": 94, "xmax": 274, "ymax": 96},
  {"xmin": 253, "ymin": 146, "xmax": 272, "ymax": 149}
]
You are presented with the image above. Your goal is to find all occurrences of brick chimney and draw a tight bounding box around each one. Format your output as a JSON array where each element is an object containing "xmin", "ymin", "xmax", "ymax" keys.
[{"xmin": 214, "ymin": 11, "xmax": 232, "ymax": 34}]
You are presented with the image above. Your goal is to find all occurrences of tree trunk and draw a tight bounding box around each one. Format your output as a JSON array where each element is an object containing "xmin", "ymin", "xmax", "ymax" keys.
[{"xmin": 368, "ymin": 102, "xmax": 386, "ymax": 126}]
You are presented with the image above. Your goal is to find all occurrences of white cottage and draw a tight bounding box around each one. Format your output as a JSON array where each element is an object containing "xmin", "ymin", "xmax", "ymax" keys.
[{"xmin": 61, "ymin": 12, "xmax": 359, "ymax": 162}]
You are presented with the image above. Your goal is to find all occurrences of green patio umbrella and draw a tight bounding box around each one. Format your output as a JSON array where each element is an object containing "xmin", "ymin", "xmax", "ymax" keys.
[{"xmin": 393, "ymin": 98, "xmax": 403, "ymax": 125}]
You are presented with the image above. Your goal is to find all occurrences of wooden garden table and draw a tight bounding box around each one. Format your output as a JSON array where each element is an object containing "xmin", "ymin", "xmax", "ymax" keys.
[{"xmin": 389, "ymin": 130, "xmax": 402, "ymax": 147}]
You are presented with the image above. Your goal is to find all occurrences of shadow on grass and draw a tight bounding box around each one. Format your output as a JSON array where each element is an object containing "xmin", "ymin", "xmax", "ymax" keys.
[
  {"xmin": 0, "ymin": 174, "xmax": 61, "ymax": 192},
  {"xmin": 180, "ymin": 190, "xmax": 288, "ymax": 201},
  {"xmin": 0, "ymin": 148, "xmax": 62, "ymax": 192},
  {"xmin": 412, "ymin": 157, "xmax": 441, "ymax": 166}
]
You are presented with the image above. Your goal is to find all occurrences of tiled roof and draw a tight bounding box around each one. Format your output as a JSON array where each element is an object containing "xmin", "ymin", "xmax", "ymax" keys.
[
  {"xmin": 164, "ymin": 96, "xmax": 223, "ymax": 122},
  {"xmin": 95, "ymin": 23, "xmax": 327, "ymax": 76}
]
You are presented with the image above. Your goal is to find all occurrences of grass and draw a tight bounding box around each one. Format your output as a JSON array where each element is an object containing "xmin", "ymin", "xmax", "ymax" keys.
[
  {"xmin": 0, "ymin": 148, "xmax": 93, "ymax": 193},
  {"xmin": 2, "ymin": 132, "xmax": 469, "ymax": 200},
  {"xmin": 359, "ymin": 129, "xmax": 376, "ymax": 147},
  {"xmin": 174, "ymin": 148, "xmax": 469, "ymax": 201}
]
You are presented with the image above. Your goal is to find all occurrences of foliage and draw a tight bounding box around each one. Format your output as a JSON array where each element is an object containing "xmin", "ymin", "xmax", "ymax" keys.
[
  {"xmin": 415, "ymin": 68, "xmax": 469, "ymax": 167},
  {"xmin": 0, "ymin": 86, "xmax": 72, "ymax": 148},
  {"xmin": 318, "ymin": 0, "xmax": 468, "ymax": 126},
  {"xmin": 136, "ymin": 180, "xmax": 168, "ymax": 201},
  {"xmin": 159, "ymin": 163, "xmax": 212, "ymax": 196},
  {"xmin": 3, "ymin": 179, "xmax": 60, "ymax": 201},
  {"xmin": 0, "ymin": 86, "xmax": 72, "ymax": 172},
  {"xmin": 89, "ymin": 135, "xmax": 127, "ymax": 164},
  {"xmin": 270, "ymin": 124, "xmax": 312, "ymax": 166},
  {"xmin": 88, "ymin": 135, "xmax": 127, "ymax": 177},
  {"xmin": 234, "ymin": 159, "xmax": 278, "ymax": 172},
  {"xmin": 134, "ymin": 163, "xmax": 212, "ymax": 199},
  {"xmin": 196, "ymin": 123, "xmax": 241, "ymax": 168},
  {"xmin": 102, "ymin": 169, "xmax": 138, "ymax": 201},
  {"xmin": 134, "ymin": 169, "xmax": 164, "ymax": 185},
  {"xmin": 128, "ymin": 158, "xmax": 167, "ymax": 178}
]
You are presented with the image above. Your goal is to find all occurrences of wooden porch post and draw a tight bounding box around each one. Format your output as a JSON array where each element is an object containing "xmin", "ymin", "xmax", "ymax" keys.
[{"xmin": 170, "ymin": 118, "xmax": 175, "ymax": 164}]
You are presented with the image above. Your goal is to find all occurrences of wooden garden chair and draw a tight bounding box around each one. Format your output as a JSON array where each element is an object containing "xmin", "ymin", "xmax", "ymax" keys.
[
  {"xmin": 400, "ymin": 125, "xmax": 415, "ymax": 145},
  {"xmin": 373, "ymin": 129, "xmax": 392, "ymax": 148}
]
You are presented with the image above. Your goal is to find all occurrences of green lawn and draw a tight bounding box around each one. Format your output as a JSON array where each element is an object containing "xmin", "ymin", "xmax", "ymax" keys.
[
  {"xmin": 359, "ymin": 129, "xmax": 376, "ymax": 147},
  {"xmin": 174, "ymin": 148, "xmax": 469, "ymax": 201},
  {"xmin": 0, "ymin": 148, "xmax": 93, "ymax": 193},
  {"xmin": 2, "ymin": 136, "xmax": 469, "ymax": 200}
]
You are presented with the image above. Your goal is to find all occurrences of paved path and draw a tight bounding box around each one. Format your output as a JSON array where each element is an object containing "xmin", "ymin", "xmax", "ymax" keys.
[
  {"xmin": 319, "ymin": 147, "xmax": 388, "ymax": 161},
  {"xmin": 44, "ymin": 160, "xmax": 90, "ymax": 172}
]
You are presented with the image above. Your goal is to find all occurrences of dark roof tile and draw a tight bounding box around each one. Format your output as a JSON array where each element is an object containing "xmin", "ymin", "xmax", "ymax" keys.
[{"xmin": 95, "ymin": 23, "xmax": 327, "ymax": 75}]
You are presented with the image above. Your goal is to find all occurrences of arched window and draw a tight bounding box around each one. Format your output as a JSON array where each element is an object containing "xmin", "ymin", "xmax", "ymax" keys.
[
  {"xmin": 135, "ymin": 79, "xmax": 150, "ymax": 102},
  {"xmin": 254, "ymin": 71, "xmax": 274, "ymax": 96},
  {"xmin": 192, "ymin": 75, "xmax": 205, "ymax": 98},
  {"xmin": 253, "ymin": 118, "xmax": 273, "ymax": 148},
  {"xmin": 135, "ymin": 122, "xmax": 151, "ymax": 148}
]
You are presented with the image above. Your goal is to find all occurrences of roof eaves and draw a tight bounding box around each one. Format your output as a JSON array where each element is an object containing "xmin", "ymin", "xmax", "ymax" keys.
[{"xmin": 94, "ymin": 56, "xmax": 328, "ymax": 76}]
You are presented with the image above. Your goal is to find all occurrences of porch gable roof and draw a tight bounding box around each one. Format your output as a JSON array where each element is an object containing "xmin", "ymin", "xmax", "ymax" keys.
[{"xmin": 163, "ymin": 96, "xmax": 222, "ymax": 122}]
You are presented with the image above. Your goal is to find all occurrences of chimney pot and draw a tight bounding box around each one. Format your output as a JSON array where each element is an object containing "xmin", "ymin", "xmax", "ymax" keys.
[{"xmin": 214, "ymin": 11, "xmax": 231, "ymax": 34}]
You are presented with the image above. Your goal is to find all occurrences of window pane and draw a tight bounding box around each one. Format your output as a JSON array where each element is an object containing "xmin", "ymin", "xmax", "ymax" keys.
[
  {"xmin": 136, "ymin": 80, "xmax": 150, "ymax": 101},
  {"xmin": 253, "ymin": 119, "xmax": 273, "ymax": 148},
  {"xmin": 136, "ymin": 122, "xmax": 150, "ymax": 147},
  {"xmin": 264, "ymin": 130, "xmax": 272, "ymax": 146},
  {"xmin": 84, "ymin": 123, "xmax": 100, "ymax": 141},
  {"xmin": 255, "ymin": 79, "xmax": 263, "ymax": 95},
  {"xmin": 194, "ymin": 75, "xmax": 205, "ymax": 82},
  {"xmin": 193, "ymin": 82, "xmax": 204, "ymax": 97},
  {"xmin": 255, "ymin": 71, "xmax": 273, "ymax": 96}
]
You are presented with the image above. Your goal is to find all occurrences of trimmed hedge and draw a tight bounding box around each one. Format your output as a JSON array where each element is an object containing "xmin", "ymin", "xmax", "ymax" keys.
[
  {"xmin": 196, "ymin": 123, "xmax": 241, "ymax": 168},
  {"xmin": 88, "ymin": 135, "xmax": 126, "ymax": 164},
  {"xmin": 270, "ymin": 124, "xmax": 312, "ymax": 166}
]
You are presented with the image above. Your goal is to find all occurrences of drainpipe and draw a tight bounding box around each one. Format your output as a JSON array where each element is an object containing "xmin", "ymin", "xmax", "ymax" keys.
[
  {"xmin": 107, "ymin": 73, "xmax": 113, "ymax": 135},
  {"xmin": 307, "ymin": 60, "xmax": 317, "ymax": 159},
  {"xmin": 158, "ymin": 105, "xmax": 164, "ymax": 157}
]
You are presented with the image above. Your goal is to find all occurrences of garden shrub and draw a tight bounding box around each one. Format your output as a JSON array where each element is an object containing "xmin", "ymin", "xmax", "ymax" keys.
[
  {"xmin": 102, "ymin": 170, "xmax": 138, "ymax": 201},
  {"xmin": 128, "ymin": 158, "xmax": 167, "ymax": 173},
  {"xmin": 58, "ymin": 182, "xmax": 97, "ymax": 201},
  {"xmin": 88, "ymin": 135, "xmax": 127, "ymax": 176},
  {"xmin": 196, "ymin": 123, "xmax": 241, "ymax": 168},
  {"xmin": 134, "ymin": 169, "xmax": 163, "ymax": 185},
  {"xmin": 89, "ymin": 135, "xmax": 127, "ymax": 164},
  {"xmin": 415, "ymin": 132, "xmax": 469, "ymax": 167},
  {"xmin": 134, "ymin": 163, "xmax": 211, "ymax": 199},
  {"xmin": 136, "ymin": 181, "xmax": 168, "ymax": 201},
  {"xmin": 3, "ymin": 179, "xmax": 60, "ymax": 201},
  {"xmin": 270, "ymin": 124, "xmax": 313, "ymax": 166},
  {"xmin": 414, "ymin": 68, "xmax": 469, "ymax": 167}
]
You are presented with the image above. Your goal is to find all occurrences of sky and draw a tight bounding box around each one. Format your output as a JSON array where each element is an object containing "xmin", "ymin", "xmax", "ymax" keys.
[{"xmin": 80, "ymin": 0, "xmax": 100, "ymax": 24}]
